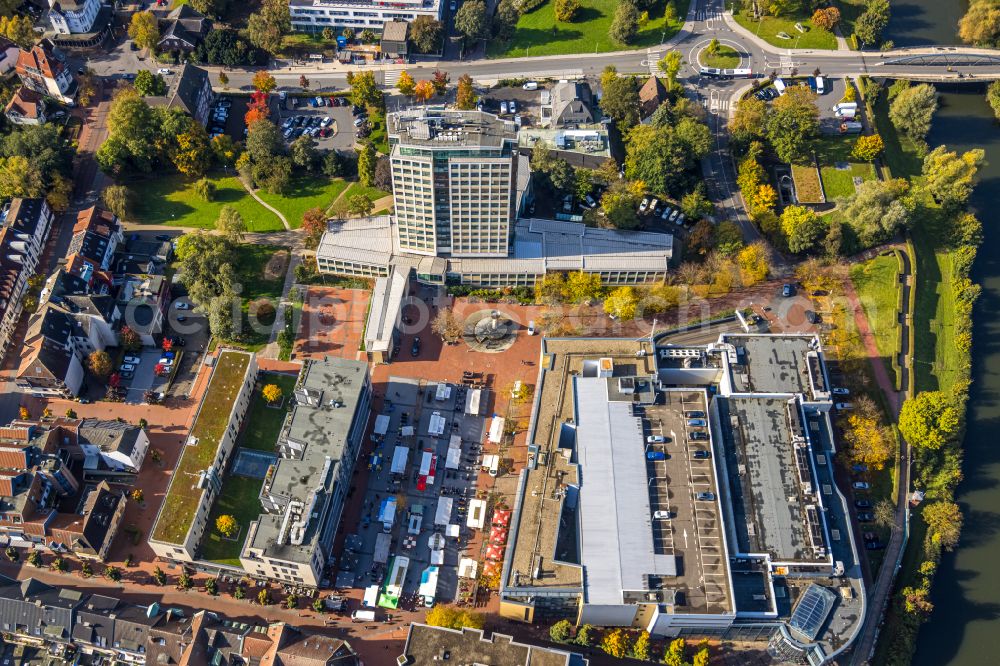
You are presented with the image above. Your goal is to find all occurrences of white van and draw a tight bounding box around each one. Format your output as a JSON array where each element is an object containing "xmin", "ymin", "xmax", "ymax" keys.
[
  {"xmin": 835, "ymin": 107, "xmax": 857, "ymax": 119},
  {"xmin": 816, "ymin": 76, "xmax": 825, "ymax": 94},
  {"xmin": 527, "ymin": 321, "xmax": 536, "ymax": 335},
  {"xmin": 351, "ymin": 610, "xmax": 376, "ymax": 622},
  {"xmin": 832, "ymin": 102, "xmax": 857, "ymax": 112},
  {"xmin": 774, "ymin": 78, "xmax": 787, "ymax": 96}
]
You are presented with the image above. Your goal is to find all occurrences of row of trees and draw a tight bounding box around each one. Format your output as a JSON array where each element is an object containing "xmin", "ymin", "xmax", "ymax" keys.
[{"xmin": 550, "ymin": 620, "xmax": 708, "ymax": 664}]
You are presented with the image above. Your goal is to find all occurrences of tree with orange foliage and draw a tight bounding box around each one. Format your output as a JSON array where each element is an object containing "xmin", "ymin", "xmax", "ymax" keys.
[
  {"xmin": 252, "ymin": 70, "xmax": 277, "ymax": 94},
  {"xmin": 414, "ymin": 80, "xmax": 434, "ymax": 103},
  {"xmin": 244, "ymin": 90, "xmax": 270, "ymax": 126}
]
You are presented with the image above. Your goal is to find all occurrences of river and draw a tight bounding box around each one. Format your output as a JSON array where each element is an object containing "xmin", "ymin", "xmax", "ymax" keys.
[{"xmin": 884, "ymin": 4, "xmax": 1000, "ymax": 665}]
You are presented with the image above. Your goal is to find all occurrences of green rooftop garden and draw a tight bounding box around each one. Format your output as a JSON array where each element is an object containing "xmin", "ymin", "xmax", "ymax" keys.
[{"xmin": 151, "ymin": 351, "xmax": 253, "ymax": 545}]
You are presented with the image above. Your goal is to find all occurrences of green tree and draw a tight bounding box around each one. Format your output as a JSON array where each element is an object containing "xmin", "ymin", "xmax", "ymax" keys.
[
  {"xmin": 205, "ymin": 578, "xmax": 219, "ymax": 595},
  {"xmin": 285, "ymin": 594, "xmax": 298, "ymax": 609},
  {"xmin": 348, "ymin": 194, "xmax": 374, "ymax": 217},
  {"xmin": 50, "ymin": 556, "xmax": 67, "ymax": 572},
  {"xmin": 194, "ymin": 177, "xmax": 217, "ymax": 202},
  {"xmin": 841, "ymin": 177, "xmax": 912, "ymax": 247},
  {"xmin": 191, "ymin": 0, "xmax": 227, "ymax": 16},
  {"xmin": 534, "ymin": 272, "xmax": 567, "ymax": 304},
  {"xmin": 732, "ymin": 96, "xmax": 770, "ymax": 147},
  {"xmin": 922, "ymin": 501, "xmax": 963, "ymax": 550},
  {"xmin": 549, "ymin": 619, "xmax": 573, "ymax": 643},
  {"xmin": 128, "ymin": 11, "xmax": 159, "ymax": 51},
  {"xmin": 290, "ymin": 134, "xmax": 319, "ymax": 171},
  {"xmin": 0, "ymin": 156, "xmax": 44, "ymax": 200},
  {"xmin": 492, "ymin": 0, "xmax": 521, "ymax": 40},
  {"xmin": 153, "ymin": 567, "xmax": 167, "ymax": 585},
  {"xmin": 889, "ymin": 83, "xmax": 937, "ymax": 147},
  {"xmin": 349, "ymin": 71, "xmax": 384, "ymax": 111},
  {"xmin": 599, "ymin": 180, "xmax": 641, "ymax": 229},
  {"xmin": 899, "ymin": 391, "xmax": 961, "ymax": 450},
  {"xmin": 921, "ymin": 145, "xmax": 985, "ymax": 208},
  {"xmin": 257, "ymin": 588, "xmax": 272, "ymax": 605},
  {"xmin": 104, "ymin": 566, "xmax": 122, "ymax": 582},
  {"xmin": 234, "ymin": 584, "xmax": 246, "ymax": 600},
  {"xmin": 0, "ymin": 14, "xmax": 36, "ymax": 48},
  {"xmin": 555, "ymin": 0, "xmax": 580, "ymax": 21},
  {"xmin": 27, "ymin": 550, "xmax": 42, "ymax": 567},
  {"xmin": 609, "ymin": 0, "xmax": 639, "ymax": 44},
  {"xmin": 247, "ymin": 0, "xmax": 290, "ymax": 53},
  {"xmin": 682, "ymin": 186, "xmax": 713, "ymax": 220},
  {"xmin": 397, "ymin": 70, "xmax": 416, "ymax": 96},
  {"xmin": 692, "ymin": 646, "xmax": 711, "ymax": 666},
  {"xmin": 177, "ymin": 570, "xmax": 193, "ymax": 590},
  {"xmin": 855, "ymin": 0, "xmax": 890, "ymax": 47},
  {"xmin": 80, "ymin": 561, "xmax": 92, "ymax": 577},
  {"xmin": 215, "ymin": 206, "xmax": 246, "ymax": 242},
  {"xmin": 170, "ymin": 121, "xmax": 212, "ymax": 177},
  {"xmin": 97, "ymin": 88, "xmax": 161, "ymax": 173},
  {"xmin": 410, "ymin": 15, "xmax": 444, "ymax": 52},
  {"xmin": 357, "ymin": 140, "xmax": 377, "ymax": 187},
  {"xmin": 531, "ymin": 143, "xmax": 574, "ymax": 192},
  {"xmin": 455, "ymin": 0, "xmax": 489, "ymax": 42},
  {"xmin": 657, "ymin": 51, "xmax": 683, "ymax": 91},
  {"xmin": 565, "ymin": 271, "xmax": 602, "ymax": 303},
  {"xmin": 988, "ymin": 80, "xmax": 1000, "ymax": 120},
  {"xmin": 766, "ymin": 86, "xmax": 819, "ymax": 164},
  {"xmin": 599, "ymin": 66, "xmax": 641, "ymax": 129},
  {"xmin": 312, "ymin": 597, "xmax": 325, "ymax": 612},
  {"xmin": 604, "ymin": 286, "xmax": 639, "ymax": 320},
  {"xmin": 781, "ymin": 205, "xmax": 824, "ymax": 253},
  {"xmin": 133, "ymin": 70, "xmax": 166, "ymax": 96},
  {"xmin": 101, "ymin": 184, "xmax": 130, "ymax": 219}
]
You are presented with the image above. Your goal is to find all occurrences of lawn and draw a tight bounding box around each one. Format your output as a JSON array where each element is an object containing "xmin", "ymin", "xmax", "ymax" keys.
[
  {"xmin": 255, "ymin": 176, "xmax": 350, "ymax": 229},
  {"xmin": 131, "ymin": 172, "xmax": 353, "ymax": 232},
  {"xmin": 700, "ymin": 45, "xmax": 742, "ymax": 69},
  {"xmin": 199, "ymin": 475, "xmax": 265, "ymax": 566},
  {"xmin": 152, "ymin": 351, "xmax": 252, "ymax": 545},
  {"xmin": 241, "ymin": 372, "xmax": 299, "ymax": 452},
  {"xmin": 871, "ymin": 87, "xmax": 923, "ymax": 179},
  {"xmin": 791, "ymin": 164, "xmax": 824, "ymax": 203},
  {"xmin": 131, "ymin": 173, "xmax": 285, "ymax": 232},
  {"xmin": 487, "ymin": 0, "xmax": 690, "ymax": 58},
  {"xmin": 328, "ymin": 181, "xmax": 391, "ymax": 216},
  {"xmin": 820, "ymin": 162, "xmax": 875, "ymax": 199},
  {"xmin": 234, "ymin": 244, "xmax": 289, "ymax": 302},
  {"xmin": 733, "ymin": 11, "xmax": 838, "ymax": 50},
  {"xmin": 850, "ymin": 252, "xmax": 902, "ymax": 384},
  {"xmin": 835, "ymin": 0, "xmax": 869, "ymax": 46}
]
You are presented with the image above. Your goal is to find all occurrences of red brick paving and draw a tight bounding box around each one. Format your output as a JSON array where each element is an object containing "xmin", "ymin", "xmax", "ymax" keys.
[{"xmin": 293, "ymin": 287, "xmax": 370, "ymax": 362}]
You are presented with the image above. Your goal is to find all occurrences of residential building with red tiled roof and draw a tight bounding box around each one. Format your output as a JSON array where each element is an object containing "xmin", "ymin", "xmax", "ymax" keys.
[
  {"xmin": 4, "ymin": 86, "xmax": 47, "ymax": 125},
  {"xmin": 15, "ymin": 39, "xmax": 75, "ymax": 103}
]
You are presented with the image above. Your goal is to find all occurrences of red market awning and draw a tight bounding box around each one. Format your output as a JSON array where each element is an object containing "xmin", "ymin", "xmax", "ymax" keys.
[
  {"xmin": 490, "ymin": 525, "xmax": 507, "ymax": 544},
  {"xmin": 492, "ymin": 509, "xmax": 511, "ymax": 527},
  {"xmin": 485, "ymin": 543, "xmax": 504, "ymax": 561},
  {"xmin": 482, "ymin": 560, "xmax": 500, "ymax": 576}
]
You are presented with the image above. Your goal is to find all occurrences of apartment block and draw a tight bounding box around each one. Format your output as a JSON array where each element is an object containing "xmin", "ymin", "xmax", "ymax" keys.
[
  {"xmin": 0, "ymin": 198, "xmax": 55, "ymax": 362},
  {"xmin": 241, "ymin": 356, "xmax": 372, "ymax": 587},
  {"xmin": 15, "ymin": 39, "xmax": 75, "ymax": 104}
]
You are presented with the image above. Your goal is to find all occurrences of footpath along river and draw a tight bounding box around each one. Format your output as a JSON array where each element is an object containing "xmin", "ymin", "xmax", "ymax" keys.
[{"xmin": 883, "ymin": 1, "xmax": 1000, "ymax": 664}]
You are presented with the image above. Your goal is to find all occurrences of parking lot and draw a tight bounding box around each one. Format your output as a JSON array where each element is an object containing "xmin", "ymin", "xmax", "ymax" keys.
[
  {"xmin": 642, "ymin": 389, "xmax": 730, "ymax": 611},
  {"xmin": 276, "ymin": 97, "xmax": 358, "ymax": 150},
  {"xmin": 336, "ymin": 376, "xmax": 489, "ymax": 611}
]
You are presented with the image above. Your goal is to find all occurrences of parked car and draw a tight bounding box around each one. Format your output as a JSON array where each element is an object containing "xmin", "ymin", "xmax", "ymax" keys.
[
  {"xmin": 852, "ymin": 481, "xmax": 870, "ymax": 490},
  {"xmin": 157, "ymin": 68, "xmax": 172, "ymax": 75},
  {"xmin": 693, "ymin": 450, "xmax": 711, "ymax": 459},
  {"xmin": 696, "ymin": 492, "xmax": 716, "ymax": 501},
  {"xmin": 857, "ymin": 512, "xmax": 874, "ymax": 522},
  {"xmin": 158, "ymin": 357, "xmax": 174, "ymax": 366},
  {"xmin": 690, "ymin": 432, "xmax": 709, "ymax": 441},
  {"xmin": 354, "ymin": 117, "xmax": 365, "ymax": 127},
  {"xmin": 174, "ymin": 301, "xmax": 191, "ymax": 310},
  {"xmin": 864, "ymin": 531, "xmax": 878, "ymax": 541},
  {"xmin": 836, "ymin": 402, "xmax": 854, "ymax": 410},
  {"xmin": 584, "ymin": 194, "xmax": 597, "ymax": 208},
  {"xmin": 653, "ymin": 510, "xmax": 673, "ymax": 520},
  {"xmin": 522, "ymin": 81, "xmax": 539, "ymax": 90},
  {"xmin": 119, "ymin": 363, "xmax": 136, "ymax": 373},
  {"xmin": 865, "ymin": 540, "xmax": 885, "ymax": 550},
  {"xmin": 805, "ymin": 310, "xmax": 819, "ymax": 324},
  {"xmin": 120, "ymin": 371, "xmax": 134, "ymax": 380},
  {"xmin": 832, "ymin": 387, "xmax": 850, "ymax": 396},
  {"xmin": 854, "ymin": 498, "xmax": 873, "ymax": 509},
  {"xmin": 123, "ymin": 356, "xmax": 141, "ymax": 365},
  {"xmin": 411, "ymin": 336, "xmax": 421, "ymax": 357},
  {"xmin": 781, "ymin": 283, "xmax": 795, "ymax": 297},
  {"xmin": 509, "ymin": 100, "xmax": 517, "ymax": 113},
  {"xmin": 851, "ymin": 464, "xmax": 868, "ymax": 473},
  {"xmin": 685, "ymin": 410, "xmax": 706, "ymax": 418},
  {"xmin": 155, "ymin": 234, "xmax": 171, "ymax": 242},
  {"xmin": 646, "ymin": 451, "xmax": 667, "ymax": 461},
  {"xmin": 687, "ymin": 418, "xmax": 707, "ymax": 427},
  {"xmin": 646, "ymin": 435, "xmax": 667, "ymax": 443},
  {"xmin": 669, "ymin": 208, "xmax": 680, "ymax": 222},
  {"xmin": 169, "ymin": 336, "xmax": 186, "ymax": 346},
  {"xmin": 661, "ymin": 206, "xmax": 673, "ymax": 220},
  {"xmin": 639, "ymin": 197, "xmax": 650, "ymax": 213}
]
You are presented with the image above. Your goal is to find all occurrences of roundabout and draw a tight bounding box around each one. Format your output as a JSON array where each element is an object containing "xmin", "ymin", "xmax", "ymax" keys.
[{"xmin": 689, "ymin": 37, "xmax": 751, "ymax": 72}]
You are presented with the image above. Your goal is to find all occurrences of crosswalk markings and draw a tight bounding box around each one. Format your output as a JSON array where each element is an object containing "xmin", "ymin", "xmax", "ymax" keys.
[{"xmin": 383, "ymin": 69, "xmax": 404, "ymax": 87}]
